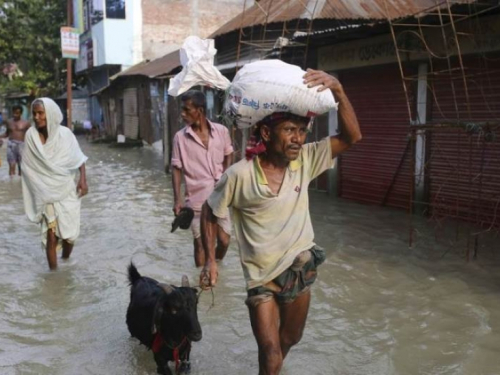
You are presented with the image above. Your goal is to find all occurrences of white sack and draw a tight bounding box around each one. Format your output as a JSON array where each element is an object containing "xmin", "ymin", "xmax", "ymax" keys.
[
  {"xmin": 168, "ymin": 36, "xmax": 230, "ymax": 97},
  {"xmin": 226, "ymin": 60, "xmax": 338, "ymax": 128}
]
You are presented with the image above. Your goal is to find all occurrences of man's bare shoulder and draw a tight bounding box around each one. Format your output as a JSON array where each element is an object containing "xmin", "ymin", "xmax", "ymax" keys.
[
  {"xmin": 7, "ymin": 119, "xmax": 30, "ymax": 129},
  {"xmin": 21, "ymin": 120, "xmax": 31, "ymax": 130}
]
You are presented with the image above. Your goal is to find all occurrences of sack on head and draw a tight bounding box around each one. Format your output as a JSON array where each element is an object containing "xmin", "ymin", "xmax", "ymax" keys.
[{"xmin": 225, "ymin": 60, "xmax": 338, "ymax": 129}]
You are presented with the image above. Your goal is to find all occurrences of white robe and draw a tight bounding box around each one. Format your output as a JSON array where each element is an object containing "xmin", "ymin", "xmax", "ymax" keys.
[{"xmin": 21, "ymin": 98, "xmax": 88, "ymax": 248}]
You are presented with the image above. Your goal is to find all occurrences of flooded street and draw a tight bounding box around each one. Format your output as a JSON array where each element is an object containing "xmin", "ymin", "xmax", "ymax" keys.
[{"xmin": 1, "ymin": 138, "xmax": 500, "ymax": 375}]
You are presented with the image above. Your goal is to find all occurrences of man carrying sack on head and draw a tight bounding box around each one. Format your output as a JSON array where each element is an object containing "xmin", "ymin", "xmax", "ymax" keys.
[{"xmin": 199, "ymin": 63, "xmax": 362, "ymax": 375}]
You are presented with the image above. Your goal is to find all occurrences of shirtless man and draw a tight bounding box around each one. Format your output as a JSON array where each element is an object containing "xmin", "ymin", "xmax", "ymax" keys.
[{"xmin": 0, "ymin": 105, "xmax": 30, "ymax": 176}]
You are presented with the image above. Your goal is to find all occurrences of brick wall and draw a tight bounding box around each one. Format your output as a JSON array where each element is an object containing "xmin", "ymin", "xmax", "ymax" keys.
[{"xmin": 142, "ymin": 0, "xmax": 252, "ymax": 61}]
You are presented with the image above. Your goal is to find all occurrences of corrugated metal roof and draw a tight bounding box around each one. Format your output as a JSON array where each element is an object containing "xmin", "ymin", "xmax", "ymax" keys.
[
  {"xmin": 111, "ymin": 49, "xmax": 181, "ymax": 79},
  {"xmin": 210, "ymin": 0, "xmax": 475, "ymax": 38},
  {"xmin": 2, "ymin": 92, "xmax": 31, "ymax": 99},
  {"xmin": 57, "ymin": 88, "xmax": 89, "ymax": 100},
  {"xmin": 111, "ymin": 61, "xmax": 150, "ymax": 78}
]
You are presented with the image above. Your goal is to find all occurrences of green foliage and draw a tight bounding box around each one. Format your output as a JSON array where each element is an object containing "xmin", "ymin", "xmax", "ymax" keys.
[{"xmin": 0, "ymin": 0, "xmax": 68, "ymax": 96}]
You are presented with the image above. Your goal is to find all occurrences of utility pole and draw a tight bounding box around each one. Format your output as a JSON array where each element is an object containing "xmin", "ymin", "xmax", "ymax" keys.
[{"xmin": 67, "ymin": 0, "xmax": 73, "ymax": 130}]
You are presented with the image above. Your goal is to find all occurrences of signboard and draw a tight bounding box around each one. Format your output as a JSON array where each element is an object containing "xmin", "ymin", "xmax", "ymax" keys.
[
  {"xmin": 106, "ymin": 0, "xmax": 125, "ymax": 19},
  {"xmin": 83, "ymin": 0, "xmax": 104, "ymax": 31},
  {"xmin": 73, "ymin": 0, "xmax": 84, "ymax": 33},
  {"xmin": 75, "ymin": 34, "xmax": 93, "ymax": 73},
  {"xmin": 90, "ymin": 0, "xmax": 104, "ymax": 26},
  {"xmin": 87, "ymin": 39, "xmax": 94, "ymax": 69},
  {"xmin": 61, "ymin": 27, "xmax": 80, "ymax": 59},
  {"xmin": 319, "ymin": 15, "xmax": 500, "ymax": 71}
]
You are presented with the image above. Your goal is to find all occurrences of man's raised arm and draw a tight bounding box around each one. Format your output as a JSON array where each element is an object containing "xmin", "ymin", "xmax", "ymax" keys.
[{"xmin": 303, "ymin": 69, "xmax": 362, "ymax": 158}]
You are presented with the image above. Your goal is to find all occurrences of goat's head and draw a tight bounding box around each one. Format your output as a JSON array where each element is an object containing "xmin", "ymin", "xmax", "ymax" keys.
[{"xmin": 152, "ymin": 276, "xmax": 202, "ymax": 344}]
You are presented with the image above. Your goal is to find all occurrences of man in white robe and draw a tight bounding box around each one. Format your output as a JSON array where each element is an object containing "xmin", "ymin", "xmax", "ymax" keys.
[{"xmin": 22, "ymin": 98, "xmax": 88, "ymax": 270}]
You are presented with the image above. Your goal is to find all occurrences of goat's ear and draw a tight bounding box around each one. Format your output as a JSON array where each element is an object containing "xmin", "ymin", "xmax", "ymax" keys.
[
  {"xmin": 159, "ymin": 283, "xmax": 174, "ymax": 294},
  {"xmin": 182, "ymin": 275, "xmax": 190, "ymax": 287}
]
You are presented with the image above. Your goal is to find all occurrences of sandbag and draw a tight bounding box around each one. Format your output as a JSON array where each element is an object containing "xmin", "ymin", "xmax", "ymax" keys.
[{"xmin": 225, "ymin": 60, "xmax": 338, "ymax": 128}]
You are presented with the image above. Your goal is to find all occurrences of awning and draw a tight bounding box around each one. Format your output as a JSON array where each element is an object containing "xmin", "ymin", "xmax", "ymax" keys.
[{"xmin": 110, "ymin": 49, "xmax": 182, "ymax": 80}]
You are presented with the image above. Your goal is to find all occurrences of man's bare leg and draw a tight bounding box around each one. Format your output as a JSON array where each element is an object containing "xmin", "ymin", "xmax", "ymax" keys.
[
  {"xmin": 215, "ymin": 225, "xmax": 230, "ymax": 261},
  {"xmin": 62, "ymin": 240, "xmax": 73, "ymax": 259},
  {"xmin": 279, "ymin": 291, "xmax": 311, "ymax": 359},
  {"xmin": 194, "ymin": 237, "xmax": 205, "ymax": 267},
  {"xmin": 46, "ymin": 229, "xmax": 58, "ymax": 270},
  {"xmin": 249, "ymin": 299, "xmax": 283, "ymax": 375},
  {"xmin": 8, "ymin": 163, "xmax": 15, "ymax": 176},
  {"xmin": 17, "ymin": 163, "xmax": 21, "ymax": 176}
]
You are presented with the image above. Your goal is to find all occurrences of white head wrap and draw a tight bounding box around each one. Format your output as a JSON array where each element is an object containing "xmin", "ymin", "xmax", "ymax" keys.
[{"xmin": 21, "ymin": 98, "xmax": 88, "ymax": 223}]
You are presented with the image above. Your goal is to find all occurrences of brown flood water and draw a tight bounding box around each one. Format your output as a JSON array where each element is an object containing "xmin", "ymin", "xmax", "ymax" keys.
[{"xmin": 0, "ymin": 139, "xmax": 499, "ymax": 375}]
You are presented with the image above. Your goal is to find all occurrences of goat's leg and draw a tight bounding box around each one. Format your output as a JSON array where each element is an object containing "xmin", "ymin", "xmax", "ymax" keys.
[
  {"xmin": 156, "ymin": 366, "xmax": 172, "ymax": 375},
  {"xmin": 180, "ymin": 349, "xmax": 191, "ymax": 374},
  {"xmin": 153, "ymin": 353, "xmax": 172, "ymax": 375}
]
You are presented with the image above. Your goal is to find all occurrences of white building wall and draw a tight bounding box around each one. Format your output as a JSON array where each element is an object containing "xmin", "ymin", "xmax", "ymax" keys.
[
  {"xmin": 141, "ymin": 0, "xmax": 252, "ymax": 61},
  {"xmin": 76, "ymin": 0, "xmax": 143, "ymax": 72},
  {"xmin": 131, "ymin": 0, "xmax": 143, "ymax": 66},
  {"xmin": 94, "ymin": 0, "xmax": 142, "ymax": 68}
]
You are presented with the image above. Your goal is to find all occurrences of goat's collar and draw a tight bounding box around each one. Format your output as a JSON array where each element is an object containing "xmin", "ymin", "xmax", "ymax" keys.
[{"xmin": 152, "ymin": 334, "xmax": 191, "ymax": 373}]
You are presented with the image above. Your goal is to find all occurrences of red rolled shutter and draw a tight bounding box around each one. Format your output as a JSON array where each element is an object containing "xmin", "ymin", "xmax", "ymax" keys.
[
  {"xmin": 338, "ymin": 64, "xmax": 415, "ymax": 209},
  {"xmin": 428, "ymin": 55, "xmax": 500, "ymax": 228}
]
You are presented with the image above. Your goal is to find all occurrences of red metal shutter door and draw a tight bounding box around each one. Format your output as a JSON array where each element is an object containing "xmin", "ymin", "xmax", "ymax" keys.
[
  {"xmin": 339, "ymin": 65, "xmax": 414, "ymax": 209},
  {"xmin": 428, "ymin": 55, "xmax": 500, "ymax": 228}
]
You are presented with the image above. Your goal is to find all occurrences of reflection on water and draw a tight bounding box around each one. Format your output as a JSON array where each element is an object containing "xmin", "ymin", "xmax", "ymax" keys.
[{"xmin": 0, "ymin": 139, "xmax": 499, "ymax": 375}]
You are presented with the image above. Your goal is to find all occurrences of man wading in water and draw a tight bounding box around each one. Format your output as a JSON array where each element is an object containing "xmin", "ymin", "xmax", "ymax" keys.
[
  {"xmin": 171, "ymin": 90, "xmax": 234, "ymax": 267},
  {"xmin": 199, "ymin": 69, "xmax": 362, "ymax": 374},
  {"xmin": 0, "ymin": 105, "xmax": 30, "ymax": 176}
]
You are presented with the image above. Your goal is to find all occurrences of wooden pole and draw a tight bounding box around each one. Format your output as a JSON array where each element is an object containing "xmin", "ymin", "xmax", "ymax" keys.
[{"xmin": 67, "ymin": 0, "xmax": 73, "ymax": 130}]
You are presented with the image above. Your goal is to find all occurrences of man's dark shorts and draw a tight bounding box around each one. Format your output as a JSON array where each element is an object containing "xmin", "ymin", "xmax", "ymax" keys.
[
  {"xmin": 246, "ymin": 246, "xmax": 326, "ymax": 307},
  {"xmin": 7, "ymin": 139, "xmax": 23, "ymax": 164}
]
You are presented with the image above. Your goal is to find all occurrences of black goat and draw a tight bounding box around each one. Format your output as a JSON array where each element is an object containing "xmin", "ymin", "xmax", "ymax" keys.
[{"xmin": 126, "ymin": 263, "xmax": 202, "ymax": 375}]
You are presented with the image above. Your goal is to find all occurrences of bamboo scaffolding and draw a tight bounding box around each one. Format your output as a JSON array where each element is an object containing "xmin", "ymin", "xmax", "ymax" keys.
[{"xmin": 386, "ymin": 0, "xmax": 500, "ymax": 256}]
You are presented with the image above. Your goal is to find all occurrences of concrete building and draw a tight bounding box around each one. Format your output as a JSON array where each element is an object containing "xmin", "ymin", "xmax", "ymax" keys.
[{"xmin": 74, "ymin": 0, "xmax": 252, "ymax": 125}]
